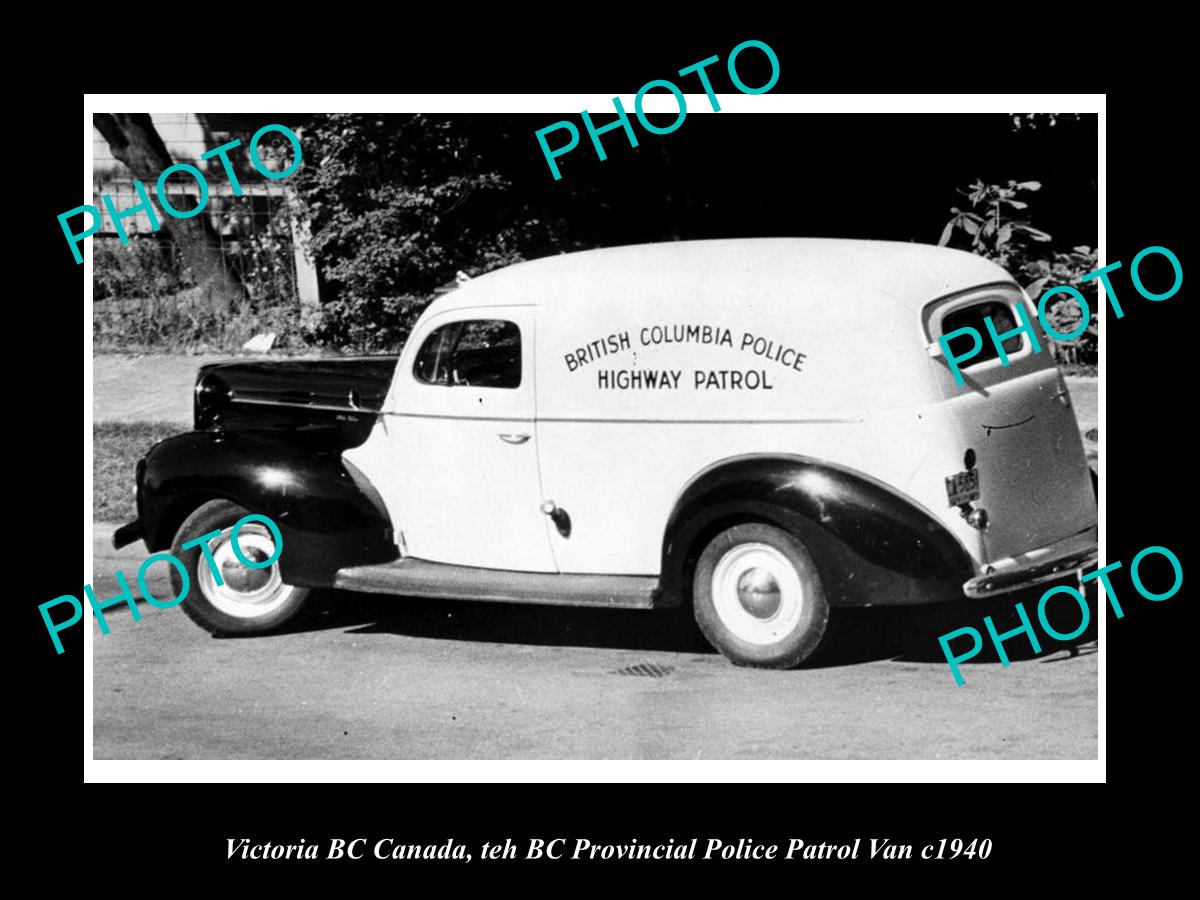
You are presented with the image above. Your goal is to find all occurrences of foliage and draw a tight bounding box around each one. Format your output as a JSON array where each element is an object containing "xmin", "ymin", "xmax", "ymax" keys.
[
  {"xmin": 1009, "ymin": 113, "xmax": 1084, "ymax": 131},
  {"xmin": 1018, "ymin": 245, "xmax": 1099, "ymax": 361},
  {"xmin": 298, "ymin": 293, "xmax": 424, "ymax": 350},
  {"xmin": 938, "ymin": 179, "xmax": 1051, "ymax": 270},
  {"xmin": 294, "ymin": 114, "xmax": 570, "ymax": 351},
  {"xmin": 94, "ymin": 238, "xmax": 187, "ymax": 302},
  {"xmin": 94, "ymin": 208, "xmax": 308, "ymax": 352},
  {"xmin": 940, "ymin": 181, "xmax": 1097, "ymax": 365},
  {"xmin": 1019, "ymin": 245, "xmax": 1098, "ymax": 306},
  {"xmin": 225, "ymin": 205, "xmax": 299, "ymax": 308},
  {"xmin": 94, "ymin": 291, "xmax": 305, "ymax": 353}
]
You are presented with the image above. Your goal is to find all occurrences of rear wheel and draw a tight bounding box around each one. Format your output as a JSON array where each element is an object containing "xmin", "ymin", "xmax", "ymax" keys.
[
  {"xmin": 692, "ymin": 522, "xmax": 830, "ymax": 668},
  {"xmin": 170, "ymin": 499, "xmax": 311, "ymax": 635}
]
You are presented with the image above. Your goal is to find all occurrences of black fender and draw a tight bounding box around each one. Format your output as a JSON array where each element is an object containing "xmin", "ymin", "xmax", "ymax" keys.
[
  {"xmin": 138, "ymin": 431, "xmax": 398, "ymax": 586},
  {"xmin": 660, "ymin": 454, "xmax": 975, "ymax": 608}
]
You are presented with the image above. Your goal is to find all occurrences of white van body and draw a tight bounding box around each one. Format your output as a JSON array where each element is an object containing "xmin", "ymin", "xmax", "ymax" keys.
[{"xmin": 347, "ymin": 239, "xmax": 1096, "ymax": 599}]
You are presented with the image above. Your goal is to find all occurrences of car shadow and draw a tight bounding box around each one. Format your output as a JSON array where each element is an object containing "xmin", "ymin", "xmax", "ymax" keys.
[
  {"xmin": 282, "ymin": 590, "xmax": 716, "ymax": 654},
  {"xmin": 806, "ymin": 575, "xmax": 1099, "ymax": 669},
  {"xmin": 242, "ymin": 576, "xmax": 1098, "ymax": 670}
]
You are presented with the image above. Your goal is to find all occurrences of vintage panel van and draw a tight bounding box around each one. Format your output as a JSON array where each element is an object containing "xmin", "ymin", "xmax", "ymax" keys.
[{"xmin": 116, "ymin": 238, "xmax": 1098, "ymax": 668}]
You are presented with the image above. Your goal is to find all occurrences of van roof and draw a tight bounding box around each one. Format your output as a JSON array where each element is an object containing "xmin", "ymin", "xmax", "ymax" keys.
[{"xmin": 435, "ymin": 238, "xmax": 1015, "ymax": 315}]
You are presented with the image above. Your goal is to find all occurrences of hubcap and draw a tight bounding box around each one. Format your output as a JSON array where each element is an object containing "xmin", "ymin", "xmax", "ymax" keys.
[
  {"xmin": 711, "ymin": 542, "xmax": 804, "ymax": 646},
  {"xmin": 736, "ymin": 567, "xmax": 782, "ymax": 618},
  {"xmin": 220, "ymin": 544, "xmax": 273, "ymax": 592},
  {"xmin": 196, "ymin": 522, "xmax": 295, "ymax": 619}
]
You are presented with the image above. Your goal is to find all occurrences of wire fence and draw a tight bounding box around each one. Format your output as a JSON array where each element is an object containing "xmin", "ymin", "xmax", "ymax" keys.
[
  {"xmin": 93, "ymin": 179, "xmax": 309, "ymax": 351},
  {"xmin": 95, "ymin": 178, "xmax": 291, "ymax": 235},
  {"xmin": 93, "ymin": 178, "xmax": 299, "ymax": 299}
]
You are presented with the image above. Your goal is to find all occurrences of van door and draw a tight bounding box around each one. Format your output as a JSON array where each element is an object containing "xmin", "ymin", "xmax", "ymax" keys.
[
  {"xmin": 383, "ymin": 307, "xmax": 557, "ymax": 572},
  {"xmin": 925, "ymin": 285, "xmax": 1096, "ymax": 564}
]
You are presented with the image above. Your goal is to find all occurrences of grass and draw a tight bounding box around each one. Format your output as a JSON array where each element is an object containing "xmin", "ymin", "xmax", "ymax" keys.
[
  {"xmin": 94, "ymin": 299, "xmax": 306, "ymax": 355},
  {"xmin": 94, "ymin": 423, "xmax": 186, "ymax": 522}
]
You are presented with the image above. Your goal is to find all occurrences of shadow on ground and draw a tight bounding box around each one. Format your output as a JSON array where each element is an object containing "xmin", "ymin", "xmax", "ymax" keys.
[
  {"xmin": 213, "ymin": 575, "xmax": 1098, "ymax": 670},
  {"xmin": 283, "ymin": 591, "xmax": 716, "ymax": 654},
  {"xmin": 813, "ymin": 578, "xmax": 1099, "ymax": 669}
]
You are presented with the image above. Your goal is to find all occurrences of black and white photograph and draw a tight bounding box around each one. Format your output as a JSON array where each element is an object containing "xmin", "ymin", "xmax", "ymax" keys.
[
  {"xmin": 15, "ymin": 13, "xmax": 1197, "ymax": 885},
  {"xmin": 80, "ymin": 98, "xmax": 1105, "ymax": 764}
]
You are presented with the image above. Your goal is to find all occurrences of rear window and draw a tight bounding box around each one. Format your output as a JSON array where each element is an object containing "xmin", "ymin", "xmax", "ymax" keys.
[{"xmin": 941, "ymin": 301, "xmax": 1024, "ymax": 366}]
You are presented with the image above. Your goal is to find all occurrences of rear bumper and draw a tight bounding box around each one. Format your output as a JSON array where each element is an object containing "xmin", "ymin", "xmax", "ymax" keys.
[
  {"xmin": 113, "ymin": 519, "xmax": 144, "ymax": 550},
  {"xmin": 963, "ymin": 526, "xmax": 1098, "ymax": 599}
]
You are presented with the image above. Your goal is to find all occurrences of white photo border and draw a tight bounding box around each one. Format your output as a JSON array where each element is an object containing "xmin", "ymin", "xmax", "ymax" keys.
[{"xmin": 84, "ymin": 92, "xmax": 1106, "ymax": 783}]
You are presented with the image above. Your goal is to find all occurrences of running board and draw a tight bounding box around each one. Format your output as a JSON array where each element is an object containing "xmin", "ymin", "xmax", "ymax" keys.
[{"xmin": 333, "ymin": 557, "xmax": 660, "ymax": 609}]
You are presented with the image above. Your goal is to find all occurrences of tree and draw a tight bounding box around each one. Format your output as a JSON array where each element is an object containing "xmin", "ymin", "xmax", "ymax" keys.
[
  {"xmin": 94, "ymin": 113, "xmax": 243, "ymax": 310},
  {"xmin": 294, "ymin": 114, "xmax": 574, "ymax": 349}
]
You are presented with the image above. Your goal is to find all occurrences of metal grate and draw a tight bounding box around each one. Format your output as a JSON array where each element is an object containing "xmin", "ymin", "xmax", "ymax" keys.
[{"xmin": 613, "ymin": 662, "xmax": 674, "ymax": 678}]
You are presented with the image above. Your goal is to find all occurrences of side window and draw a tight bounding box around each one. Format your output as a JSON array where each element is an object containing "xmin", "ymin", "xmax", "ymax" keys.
[
  {"xmin": 413, "ymin": 320, "xmax": 522, "ymax": 389},
  {"xmin": 941, "ymin": 301, "xmax": 1024, "ymax": 366}
]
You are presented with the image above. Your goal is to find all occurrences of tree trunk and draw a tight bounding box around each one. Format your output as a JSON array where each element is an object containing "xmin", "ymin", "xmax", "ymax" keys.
[{"xmin": 94, "ymin": 113, "xmax": 244, "ymax": 311}]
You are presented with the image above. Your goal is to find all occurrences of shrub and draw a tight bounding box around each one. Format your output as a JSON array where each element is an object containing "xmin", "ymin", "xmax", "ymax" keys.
[
  {"xmin": 294, "ymin": 114, "xmax": 569, "ymax": 351},
  {"xmin": 940, "ymin": 181, "xmax": 1097, "ymax": 367},
  {"xmin": 93, "ymin": 206, "xmax": 309, "ymax": 353},
  {"xmin": 93, "ymin": 293, "xmax": 306, "ymax": 353},
  {"xmin": 1019, "ymin": 246, "xmax": 1098, "ymax": 365},
  {"xmin": 938, "ymin": 179, "xmax": 1051, "ymax": 271},
  {"xmin": 94, "ymin": 237, "xmax": 187, "ymax": 301}
]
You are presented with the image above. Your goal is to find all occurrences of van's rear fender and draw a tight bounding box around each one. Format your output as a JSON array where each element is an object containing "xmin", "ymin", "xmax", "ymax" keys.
[
  {"xmin": 139, "ymin": 431, "xmax": 398, "ymax": 585},
  {"xmin": 660, "ymin": 454, "xmax": 975, "ymax": 607}
]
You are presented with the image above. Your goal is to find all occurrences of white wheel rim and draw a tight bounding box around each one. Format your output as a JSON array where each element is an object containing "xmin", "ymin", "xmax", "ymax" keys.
[
  {"xmin": 195, "ymin": 522, "xmax": 295, "ymax": 619},
  {"xmin": 710, "ymin": 542, "xmax": 804, "ymax": 646}
]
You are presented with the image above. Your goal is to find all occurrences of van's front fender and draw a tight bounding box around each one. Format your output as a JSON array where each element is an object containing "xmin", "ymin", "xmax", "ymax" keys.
[
  {"xmin": 660, "ymin": 455, "xmax": 974, "ymax": 607},
  {"xmin": 137, "ymin": 431, "xmax": 397, "ymax": 585}
]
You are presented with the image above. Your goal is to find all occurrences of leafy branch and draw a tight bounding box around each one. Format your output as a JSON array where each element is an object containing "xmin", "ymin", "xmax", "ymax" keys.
[{"xmin": 938, "ymin": 179, "xmax": 1051, "ymax": 269}]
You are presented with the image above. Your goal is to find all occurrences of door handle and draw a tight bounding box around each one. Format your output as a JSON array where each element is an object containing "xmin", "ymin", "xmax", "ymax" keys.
[{"xmin": 498, "ymin": 433, "xmax": 531, "ymax": 444}]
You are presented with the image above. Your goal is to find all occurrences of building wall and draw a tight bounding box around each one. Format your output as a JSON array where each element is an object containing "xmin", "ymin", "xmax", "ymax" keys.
[{"xmin": 94, "ymin": 113, "xmax": 220, "ymax": 176}]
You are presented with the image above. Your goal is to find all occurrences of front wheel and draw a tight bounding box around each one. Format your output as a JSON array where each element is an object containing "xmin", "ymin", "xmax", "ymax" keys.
[
  {"xmin": 170, "ymin": 499, "xmax": 311, "ymax": 635},
  {"xmin": 692, "ymin": 522, "xmax": 830, "ymax": 668}
]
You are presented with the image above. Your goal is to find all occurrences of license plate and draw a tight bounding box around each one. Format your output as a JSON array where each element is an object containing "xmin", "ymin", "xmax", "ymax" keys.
[{"xmin": 945, "ymin": 468, "xmax": 980, "ymax": 506}]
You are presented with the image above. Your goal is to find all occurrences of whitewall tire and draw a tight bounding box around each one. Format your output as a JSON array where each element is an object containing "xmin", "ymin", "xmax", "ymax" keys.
[
  {"xmin": 692, "ymin": 522, "xmax": 830, "ymax": 668},
  {"xmin": 170, "ymin": 499, "xmax": 311, "ymax": 636}
]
